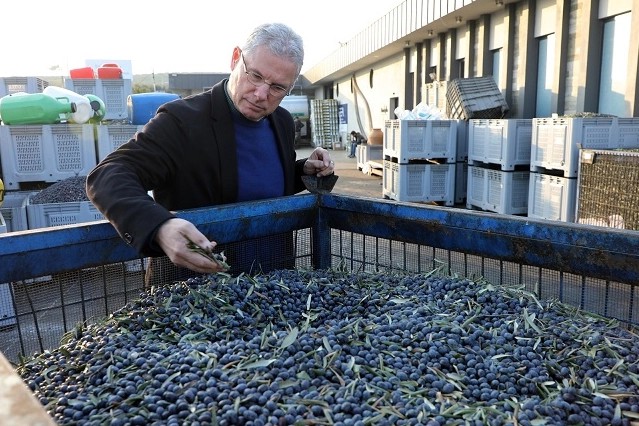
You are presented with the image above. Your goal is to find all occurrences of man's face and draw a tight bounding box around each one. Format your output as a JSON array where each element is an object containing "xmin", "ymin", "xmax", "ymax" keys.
[{"xmin": 228, "ymin": 46, "xmax": 298, "ymax": 122}]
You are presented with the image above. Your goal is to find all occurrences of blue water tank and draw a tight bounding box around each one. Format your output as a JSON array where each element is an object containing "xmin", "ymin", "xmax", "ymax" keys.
[{"xmin": 127, "ymin": 92, "xmax": 180, "ymax": 125}]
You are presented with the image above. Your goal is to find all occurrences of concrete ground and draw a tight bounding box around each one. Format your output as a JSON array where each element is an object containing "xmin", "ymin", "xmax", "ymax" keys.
[{"xmin": 296, "ymin": 145, "xmax": 384, "ymax": 199}]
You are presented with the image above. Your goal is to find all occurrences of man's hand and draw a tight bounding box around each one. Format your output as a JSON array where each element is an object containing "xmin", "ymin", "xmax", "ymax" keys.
[
  {"xmin": 155, "ymin": 218, "xmax": 227, "ymax": 273},
  {"xmin": 303, "ymin": 147, "xmax": 335, "ymax": 177}
]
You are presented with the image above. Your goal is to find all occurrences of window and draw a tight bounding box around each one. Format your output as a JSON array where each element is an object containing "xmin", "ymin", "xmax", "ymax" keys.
[
  {"xmin": 492, "ymin": 49, "xmax": 501, "ymax": 88},
  {"xmin": 599, "ymin": 13, "xmax": 631, "ymax": 117},
  {"xmin": 536, "ymin": 34, "xmax": 555, "ymax": 117}
]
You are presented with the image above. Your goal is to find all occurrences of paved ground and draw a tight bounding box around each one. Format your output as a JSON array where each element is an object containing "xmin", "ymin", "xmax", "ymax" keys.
[{"xmin": 296, "ymin": 145, "xmax": 384, "ymax": 198}]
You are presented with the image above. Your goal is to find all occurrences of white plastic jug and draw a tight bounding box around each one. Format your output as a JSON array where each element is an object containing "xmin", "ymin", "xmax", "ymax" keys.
[{"xmin": 43, "ymin": 86, "xmax": 92, "ymax": 124}]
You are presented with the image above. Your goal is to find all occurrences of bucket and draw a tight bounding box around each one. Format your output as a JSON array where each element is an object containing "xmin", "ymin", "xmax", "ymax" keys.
[
  {"xmin": 0, "ymin": 92, "xmax": 76, "ymax": 125},
  {"xmin": 69, "ymin": 67, "xmax": 95, "ymax": 79},
  {"xmin": 97, "ymin": 63, "xmax": 123, "ymax": 79},
  {"xmin": 127, "ymin": 92, "xmax": 180, "ymax": 125},
  {"xmin": 43, "ymin": 86, "xmax": 92, "ymax": 124}
]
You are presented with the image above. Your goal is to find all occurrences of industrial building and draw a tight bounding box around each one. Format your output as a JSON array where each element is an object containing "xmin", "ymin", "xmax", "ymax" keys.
[{"xmin": 302, "ymin": 0, "xmax": 636, "ymax": 139}]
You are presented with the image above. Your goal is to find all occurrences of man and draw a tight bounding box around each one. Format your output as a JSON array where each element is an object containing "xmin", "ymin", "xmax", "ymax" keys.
[
  {"xmin": 348, "ymin": 130, "xmax": 367, "ymax": 158},
  {"xmin": 86, "ymin": 23, "xmax": 335, "ymax": 281},
  {"xmin": 293, "ymin": 116, "xmax": 304, "ymax": 147}
]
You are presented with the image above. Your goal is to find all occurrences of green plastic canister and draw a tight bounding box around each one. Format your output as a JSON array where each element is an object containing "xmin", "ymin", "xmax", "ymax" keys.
[
  {"xmin": 85, "ymin": 94, "xmax": 106, "ymax": 123},
  {"xmin": 0, "ymin": 92, "xmax": 77, "ymax": 125}
]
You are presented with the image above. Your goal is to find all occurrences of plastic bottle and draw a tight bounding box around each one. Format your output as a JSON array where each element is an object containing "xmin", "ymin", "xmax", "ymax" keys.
[
  {"xmin": 43, "ymin": 86, "xmax": 92, "ymax": 124},
  {"xmin": 85, "ymin": 94, "xmax": 106, "ymax": 123},
  {"xmin": 0, "ymin": 92, "xmax": 76, "ymax": 125}
]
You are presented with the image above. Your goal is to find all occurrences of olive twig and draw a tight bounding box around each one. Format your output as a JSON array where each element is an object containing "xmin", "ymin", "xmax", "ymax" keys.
[{"xmin": 186, "ymin": 239, "xmax": 230, "ymax": 271}]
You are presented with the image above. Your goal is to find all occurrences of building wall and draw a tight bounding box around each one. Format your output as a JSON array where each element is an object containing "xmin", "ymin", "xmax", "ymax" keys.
[
  {"xmin": 323, "ymin": 0, "xmax": 639, "ymax": 125},
  {"xmin": 333, "ymin": 54, "xmax": 406, "ymax": 136}
]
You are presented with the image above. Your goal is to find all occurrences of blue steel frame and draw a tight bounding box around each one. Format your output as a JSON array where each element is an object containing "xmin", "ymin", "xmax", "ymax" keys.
[{"xmin": 0, "ymin": 193, "xmax": 638, "ymax": 285}]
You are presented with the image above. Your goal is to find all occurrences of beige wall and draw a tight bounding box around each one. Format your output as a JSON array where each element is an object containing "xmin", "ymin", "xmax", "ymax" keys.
[{"xmin": 335, "ymin": 54, "xmax": 405, "ymax": 134}]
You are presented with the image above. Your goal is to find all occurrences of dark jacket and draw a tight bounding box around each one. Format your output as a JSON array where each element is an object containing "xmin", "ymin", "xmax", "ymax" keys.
[{"xmin": 87, "ymin": 80, "xmax": 308, "ymax": 258}]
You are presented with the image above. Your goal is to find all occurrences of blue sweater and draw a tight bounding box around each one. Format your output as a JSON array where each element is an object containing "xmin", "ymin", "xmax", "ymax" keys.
[{"xmin": 233, "ymin": 114, "xmax": 285, "ymax": 202}]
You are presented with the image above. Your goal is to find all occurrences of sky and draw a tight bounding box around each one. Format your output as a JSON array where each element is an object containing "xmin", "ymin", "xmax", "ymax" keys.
[{"xmin": 2, "ymin": 0, "xmax": 403, "ymax": 78}]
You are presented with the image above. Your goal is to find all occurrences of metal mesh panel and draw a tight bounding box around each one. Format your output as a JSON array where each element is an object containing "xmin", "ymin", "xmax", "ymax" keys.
[
  {"xmin": 1, "ymin": 226, "xmax": 637, "ymax": 365},
  {"xmin": 0, "ymin": 230, "xmax": 314, "ymax": 363},
  {"xmin": 1, "ymin": 263, "xmax": 145, "ymax": 363},
  {"xmin": 329, "ymin": 228, "xmax": 638, "ymax": 328},
  {"xmin": 577, "ymin": 150, "xmax": 639, "ymax": 230}
]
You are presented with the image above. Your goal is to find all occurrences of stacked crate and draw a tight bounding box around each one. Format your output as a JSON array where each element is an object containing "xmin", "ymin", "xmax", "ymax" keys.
[
  {"xmin": 64, "ymin": 78, "xmax": 131, "ymax": 121},
  {"xmin": 466, "ymin": 119, "xmax": 532, "ymax": 215},
  {"xmin": 96, "ymin": 124, "xmax": 143, "ymax": 161},
  {"xmin": 0, "ymin": 124, "xmax": 96, "ymax": 191},
  {"xmin": 424, "ymin": 81, "xmax": 448, "ymax": 112},
  {"xmin": 356, "ymin": 143, "xmax": 383, "ymax": 176},
  {"xmin": 310, "ymin": 99, "xmax": 340, "ymax": 149},
  {"xmin": 528, "ymin": 116, "xmax": 639, "ymax": 222},
  {"xmin": 454, "ymin": 120, "xmax": 469, "ymax": 204},
  {"xmin": 0, "ymin": 77, "xmax": 48, "ymax": 97},
  {"xmin": 382, "ymin": 119, "xmax": 457, "ymax": 205},
  {"xmin": 446, "ymin": 77, "xmax": 509, "ymax": 120}
]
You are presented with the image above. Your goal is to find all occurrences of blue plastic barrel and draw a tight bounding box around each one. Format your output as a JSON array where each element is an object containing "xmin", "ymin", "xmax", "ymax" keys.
[{"xmin": 127, "ymin": 92, "xmax": 180, "ymax": 125}]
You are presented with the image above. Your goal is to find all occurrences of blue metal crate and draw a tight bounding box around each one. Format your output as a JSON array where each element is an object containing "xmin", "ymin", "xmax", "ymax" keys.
[{"xmin": 0, "ymin": 194, "xmax": 638, "ymax": 363}]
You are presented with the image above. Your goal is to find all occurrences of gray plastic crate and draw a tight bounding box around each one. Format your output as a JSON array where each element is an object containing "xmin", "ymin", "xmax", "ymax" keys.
[
  {"xmin": 26, "ymin": 195, "xmax": 104, "ymax": 229},
  {"xmin": 466, "ymin": 166, "xmax": 530, "ymax": 215},
  {"xmin": 530, "ymin": 117, "xmax": 639, "ymax": 177},
  {"xmin": 96, "ymin": 124, "xmax": 143, "ymax": 161},
  {"xmin": 446, "ymin": 77, "xmax": 509, "ymax": 120},
  {"xmin": 0, "ymin": 124, "xmax": 96, "ymax": 190},
  {"xmin": 383, "ymin": 119, "xmax": 457, "ymax": 163},
  {"xmin": 0, "ymin": 281, "xmax": 16, "ymax": 327},
  {"xmin": 468, "ymin": 119, "xmax": 532, "ymax": 170},
  {"xmin": 382, "ymin": 160, "xmax": 455, "ymax": 205},
  {"xmin": 64, "ymin": 78, "xmax": 132, "ymax": 120},
  {"xmin": 0, "ymin": 191, "xmax": 32, "ymax": 232},
  {"xmin": 528, "ymin": 172, "xmax": 578, "ymax": 222},
  {"xmin": 0, "ymin": 77, "xmax": 49, "ymax": 97}
]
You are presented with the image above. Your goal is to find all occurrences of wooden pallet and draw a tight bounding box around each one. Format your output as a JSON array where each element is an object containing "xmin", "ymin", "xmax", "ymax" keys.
[{"xmin": 364, "ymin": 161, "xmax": 383, "ymax": 176}]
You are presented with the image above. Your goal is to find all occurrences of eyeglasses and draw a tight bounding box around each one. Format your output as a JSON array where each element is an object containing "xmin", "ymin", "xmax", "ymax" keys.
[{"xmin": 241, "ymin": 53, "xmax": 291, "ymax": 98}]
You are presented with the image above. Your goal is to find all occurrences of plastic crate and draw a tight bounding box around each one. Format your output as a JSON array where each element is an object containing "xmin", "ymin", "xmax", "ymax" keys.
[
  {"xmin": 468, "ymin": 119, "xmax": 532, "ymax": 169},
  {"xmin": 446, "ymin": 76, "xmax": 509, "ymax": 120},
  {"xmin": 530, "ymin": 116, "xmax": 639, "ymax": 177},
  {"xmin": 310, "ymin": 99, "xmax": 340, "ymax": 149},
  {"xmin": 0, "ymin": 77, "xmax": 49, "ymax": 97},
  {"xmin": 26, "ymin": 197, "xmax": 104, "ymax": 229},
  {"xmin": 356, "ymin": 144, "xmax": 383, "ymax": 171},
  {"xmin": 383, "ymin": 119, "xmax": 457, "ymax": 163},
  {"xmin": 0, "ymin": 191, "xmax": 33, "ymax": 232},
  {"xmin": 455, "ymin": 119, "xmax": 468, "ymax": 161},
  {"xmin": 382, "ymin": 160, "xmax": 455, "ymax": 204},
  {"xmin": 424, "ymin": 81, "xmax": 448, "ymax": 112},
  {"xmin": 576, "ymin": 149, "xmax": 639, "ymax": 230},
  {"xmin": 0, "ymin": 281, "xmax": 16, "ymax": 327},
  {"xmin": 527, "ymin": 172, "xmax": 577, "ymax": 222},
  {"xmin": 64, "ymin": 78, "xmax": 132, "ymax": 120},
  {"xmin": 96, "ymin": 124, "xmax": 144, "ymax": 161},
  {"xmin": 466, "ymin": 166, "xmax": 529, "ymax": 215},
  {"xmin": 455, "ymin": 161, "xmax": 467, "ymax": 204},
  {"xmin": 0, "ymin": 124, "xmax": 97, "ymax": 190}
]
